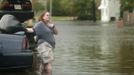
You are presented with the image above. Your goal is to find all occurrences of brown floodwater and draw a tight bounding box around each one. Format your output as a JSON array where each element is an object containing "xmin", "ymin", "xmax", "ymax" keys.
[{"xmin": 1, "ymin": 21, "xmax": 134, "ymax": 75}]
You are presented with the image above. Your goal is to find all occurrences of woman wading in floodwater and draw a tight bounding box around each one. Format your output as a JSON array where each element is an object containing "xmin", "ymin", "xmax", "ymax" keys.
[{"xmin": 33, "ymin": 11, "xmax": 58, "ymax": 75}]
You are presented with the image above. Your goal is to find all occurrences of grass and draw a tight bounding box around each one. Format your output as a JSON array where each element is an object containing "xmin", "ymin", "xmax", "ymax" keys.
[{"xmin": 52, "ymin": 16, "xmax": 73, "ymax": 21}]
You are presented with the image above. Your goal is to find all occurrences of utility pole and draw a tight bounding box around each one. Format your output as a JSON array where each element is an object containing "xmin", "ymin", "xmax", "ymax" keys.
[
  {"xmin": 93, "ymin": 0, "xmax": 96, "ymax": 22},
  {"xmin": 50, "ymin": 0, "xmax": 52, "ymax": 16},
  {"xmin": 45, "ymin": 0, "xmax": 47, "ymax": 10}
]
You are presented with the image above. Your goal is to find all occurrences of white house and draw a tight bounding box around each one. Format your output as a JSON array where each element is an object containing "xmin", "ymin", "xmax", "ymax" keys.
[{"xmin": 98, "ymin": 0, "xmax": 120, "ymax": 22}]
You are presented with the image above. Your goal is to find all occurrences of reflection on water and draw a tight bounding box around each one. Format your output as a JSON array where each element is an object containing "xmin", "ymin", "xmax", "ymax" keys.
[
  {"xmin": 1, "ymin": 21, "xmax": 134, "ymax": 75},
  {"xmin": 53, "ymin": 21, "xmax": 134, "ymax": 75}
]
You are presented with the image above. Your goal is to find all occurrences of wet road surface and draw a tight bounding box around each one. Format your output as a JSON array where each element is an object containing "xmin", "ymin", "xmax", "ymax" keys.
[{"xmin": 1, "ymin": 21, "xmax": 134, "ymax": 75}]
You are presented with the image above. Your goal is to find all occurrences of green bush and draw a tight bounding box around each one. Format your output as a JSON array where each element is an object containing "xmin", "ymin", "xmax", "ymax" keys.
[{"xmin": 77, "ymin": 15, "xmax": 93, "ymax": 20}]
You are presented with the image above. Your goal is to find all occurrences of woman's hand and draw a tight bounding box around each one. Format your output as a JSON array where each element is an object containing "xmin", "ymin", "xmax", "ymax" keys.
[
  {"xmin": 48, "ymin": 23, "xmax": 58, "ymax": 35},
  {"xmin": 48, "ymin": 23, "xmax": 55, "ymax": 28},
  {"xmin": 26, "ymin": 28, "xmax": 34, "ymax": 33}
]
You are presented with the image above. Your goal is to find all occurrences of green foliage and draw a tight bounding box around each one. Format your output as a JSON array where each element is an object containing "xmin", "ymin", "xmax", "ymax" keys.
[
  {"xmin": 52, "ymin": 0, "xmax": 74, "ymax": 16},
  {"xmin": 73, "ymin": 0, "xmax": 94, "ymax": 20},
  {"xmin": 32, "ymin": 1, "xmax": 45, "ymax": 14},
  {"xmin": 77, "ymin": 14, "xmax": 93, "ymax": 20},
  {"xmin": 39, "ymin": 0, "xmax": 96, "ymax": 20},
  {"xmin": 31, "ymin": 0, "xmax": 134, "ymax": 20},
  {"xmin": 120, "ymin": 0, "xmax": 134, "ymax": 17},
  {"xmin": 121, "ymin": 0, "xmax": 134, "ymax": 12}
]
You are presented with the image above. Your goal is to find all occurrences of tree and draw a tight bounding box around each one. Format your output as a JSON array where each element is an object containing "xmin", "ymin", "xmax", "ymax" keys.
[
  {"xmin": 120, "ymin": 0, "xmax": 134, "ymax": 17},
  {"xmin": 73, "ymin": 0, "xmax": 94, "ymax": 20},
  {"xmin": 50, "ymin": 0, "xmax": 97, "ymax": 20},
  {"xmin": 31, "ymin": 0, "xmax": 45, "ymax": 14},
  {"xmin": 121, "ymin": 0, "xmax": 134, "ymax": 12},
  {"xmin": 52, "ymin": 0, "xmax": 74, "ymax": 16}
]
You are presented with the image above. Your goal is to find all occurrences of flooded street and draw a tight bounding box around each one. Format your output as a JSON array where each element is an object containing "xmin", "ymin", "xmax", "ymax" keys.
[
  {"xmin": 53, "ymin": 21, "xmax": 134, "ymax": 75},
  {"xmin": 1, "ymin": 21, "xmax": 134, "ymax": 75}
]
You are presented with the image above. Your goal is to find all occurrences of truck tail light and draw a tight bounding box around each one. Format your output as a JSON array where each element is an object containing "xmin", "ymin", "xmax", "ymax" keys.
[{"xmin": 22, "ymin": 37, "xmax": 29, "ymax": 49}]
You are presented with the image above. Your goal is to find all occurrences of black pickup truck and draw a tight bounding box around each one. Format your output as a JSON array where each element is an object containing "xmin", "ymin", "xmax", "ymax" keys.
[{"xmin": 0, "ymin": 14, "xmax": 34, "ymax": 69}]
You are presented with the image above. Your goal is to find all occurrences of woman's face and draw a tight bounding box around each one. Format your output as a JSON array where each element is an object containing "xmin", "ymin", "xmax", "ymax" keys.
[{"xmin": 43, "ymin": 12, "xmax": 50, "ymax": 22}]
